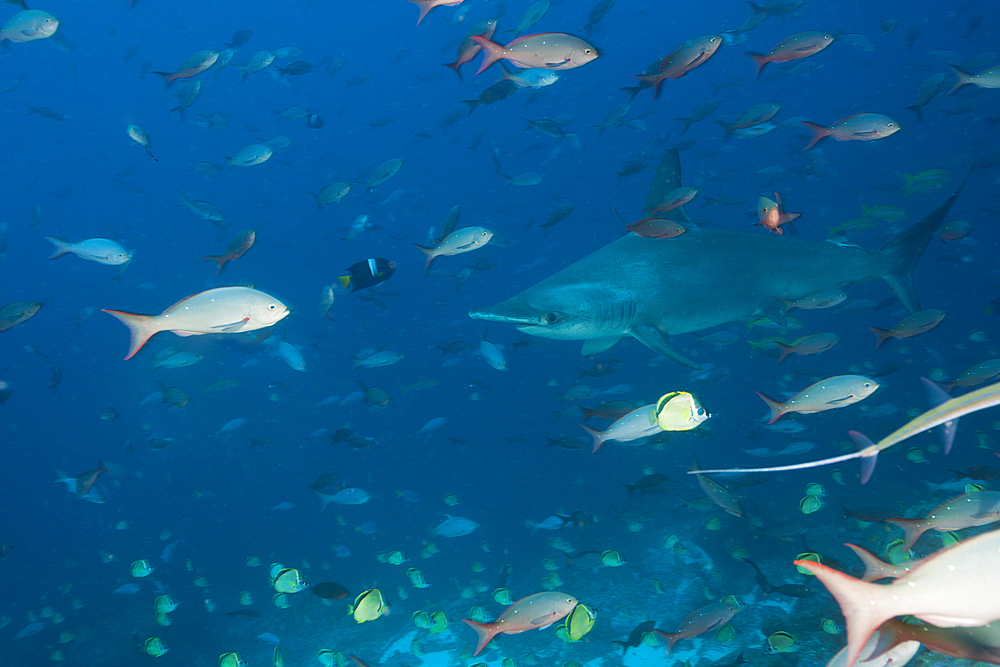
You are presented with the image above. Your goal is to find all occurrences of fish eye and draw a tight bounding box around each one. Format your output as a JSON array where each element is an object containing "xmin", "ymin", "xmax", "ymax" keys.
[
  {"xmin": 268, "ymin": 304, "xmax": 276, "ymax": 311},
  {"xmin": 697, "ymin": 408, "xmax": 705, "ymax": 415},
  {"xmin": 544, "ymin": 312, "xmax": 559, "ymax": 324}
]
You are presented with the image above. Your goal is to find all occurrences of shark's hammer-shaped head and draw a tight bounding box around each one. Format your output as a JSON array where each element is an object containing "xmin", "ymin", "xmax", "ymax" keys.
[{"xmin": 470, "ymin": 283, "xmax": 636, "ymax": 341}]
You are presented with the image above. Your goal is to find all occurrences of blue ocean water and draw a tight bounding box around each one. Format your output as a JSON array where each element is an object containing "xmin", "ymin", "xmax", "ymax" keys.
[{"xmin": 2, "ymin": 0, "xmax": 998, "ymax": 664}]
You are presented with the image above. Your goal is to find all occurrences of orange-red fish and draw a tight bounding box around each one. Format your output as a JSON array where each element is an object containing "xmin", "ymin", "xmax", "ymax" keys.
[
  {"xmin": 634, "ymin": 35, "xmax": 722, "ymax": 100},
  {"xmin": 799, "ymin": 528, "xmax": 1000, "ymax": 667},
  {"xmin": 756, "ymin": 192, "xmax": 802, "ymax": 234},
  {"xmin": 869, "ymin": 308, "xmax": 945, "ymax": 348},
  {"xmin": 203, "ymin": 229, "xmax": 255, "ymax": 276},
  {"xmin": 154, "ymin": 50, "xmax": 219, "ymax": 85},
  {"xmin": 655, "ymin": 602, "xmax": 739, "ymax": 654},
  {"xmin": 801, "ymin": 113, "xmax": 901, "ymax": 150},
  {"xmin": 462, "ymin": 592, "xmax": 577, "ymax": 656},
  {"xmin": 77, "ymin": 461, "xmax": 110, "ymax": 496},
  {"xmin": 471, "ymin": 33, "xmax": 598, "ymax": 75},
  {"xmin": 405, "ymin": 0, "xmax": 465, "ymax": 26},
  {"xmin": 774, "ymin": 332, "xmax": 840, "ymax": 363},
  {"xmin": 443, "ymin": 18, "xmax": 497, "ymax": 79},
  {"xmin": 746, "ymin": 31, "xmax": 834, "ymax": 77}
]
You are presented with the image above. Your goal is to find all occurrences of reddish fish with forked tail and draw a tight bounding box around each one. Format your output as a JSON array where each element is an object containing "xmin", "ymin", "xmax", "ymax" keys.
[
  {"xmin": 869, "ymin": 309, "xmax": 945, "ymax": 348},
  {"xmin": 103, "ymin": 286, "xmax": 289, "ymax": 360},
  {"xmin": 404, "ymin": 0, "xmax": 465, "ymax": 26},
  {"xmin": 746, "ymin": 31, "xmax": 834, "ymax": 78},
  {"xmin": 798, "ymin": 527, "xmax": 1000, "ymax": 667},
  {"xmin": 462, "ymin": 592, "xmax": 577, "ymax": 656},
  {"xmin": 77, "ymin": 461, "xmax": 110, "ymax": 496},
  {"xmin": 655, "ymin": 602, "xmax": 740, "ymax": 654},
  {"xmin": 203, "ymin": 229, "xmax": 255, "ymax": 276},
  {"xmin": 800, "ymin": 113, "xmax": 901, "ymax": 150},
  {"xmin": 755, "ymin": 375, "xmax": 879, "ymax": 424}
]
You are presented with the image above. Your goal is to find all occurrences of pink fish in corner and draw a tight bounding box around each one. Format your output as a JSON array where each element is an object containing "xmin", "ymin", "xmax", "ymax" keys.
[{"xmin": 798, "ymin": 528, "xmax": 1000, "ymax": 667}]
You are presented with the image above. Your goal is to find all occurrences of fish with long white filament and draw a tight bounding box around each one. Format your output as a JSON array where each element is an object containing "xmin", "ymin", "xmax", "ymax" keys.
[
  {"xmin": 103, "ymin": 286, "xmax": 289, "ymax": 360},
  {"xmin": 695, "ymin": 379, "xmax": 1000, "ymax": 483}
]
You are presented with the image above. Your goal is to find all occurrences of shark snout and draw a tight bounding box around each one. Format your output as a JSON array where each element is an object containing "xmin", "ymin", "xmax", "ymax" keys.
[{"xmin": 468, "ymin": 308, "xmax": 541, "ymax": 325}]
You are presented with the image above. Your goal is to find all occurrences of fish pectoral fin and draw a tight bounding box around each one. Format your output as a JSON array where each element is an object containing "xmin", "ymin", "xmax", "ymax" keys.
[
  {"xmin": 581, "ymin": 336, "xmax": 621, "ymax": 356},
  {"xmin": 630, "ymin": 324, "xmax": 701, "ymax": 370},
  {"xmin": 825, "ymin": 396, "xmax": 855, "ymax": 405},
  {"xmin": 211, "ymin": 318, "xmax": 250, "ymax": 332}
]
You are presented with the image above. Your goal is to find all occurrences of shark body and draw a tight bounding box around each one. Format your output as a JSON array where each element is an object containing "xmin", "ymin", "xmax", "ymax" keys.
[{"xmin": 470, "ymin": 150, "xmax": 963, "ymax": 368}]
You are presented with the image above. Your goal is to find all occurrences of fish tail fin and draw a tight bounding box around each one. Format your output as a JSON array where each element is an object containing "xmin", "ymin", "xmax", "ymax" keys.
[
  {"xmin": 471, "ymin": 36, "xmax": 502, "ymax": 75},
  {"xmin": 152, "ymin": 71, "xmax": 174, "ymax": 89},
  {"xmin": 884, "ymin": 518, "xmax": 923, "ymax": 551},
  {"xmin": 775, "ymin": 342, "xmax": 794, "ymax": 363},
  {"xmin": 442, "ymin": 60, "xmax": 464, "ymax": 81},
  {"xmin": 753, "ymin": 391, "xmax": 783, "ymax": 424},
  {"xmin": 412, "ymin": 244, "xmax": 435, "ymax": 270},
  {"xmin": 101, "ymin": 309, "xmax": 158, "ymax": 360},
  {"xmin": 580, "ymin": 423, "xmax": 604, "ymax": 454},
  {"xmin": 794, "ymin": 560, "xmax": 887, "ymax": 667},
  {"xmin": 843, "ymin": 543, "xmax": 890, "ymax": 582},
  {"xmin": 98, "ymin": 460, "xmax": 110, "ymax": 473},
  {"xmin": 43, "ymin": 236, "xmax": 70, "ymax": 259},
  {"xmin": 201, "ymin": 254, "xmax": 227, "ymax": 276},
  {"xmin": 847, "ymin": 431, "xmax": 879, "ymax": 483},
  {"xmin": 654, "ymin": 630, "xmax": 681, "ymax": 654},
  {"xmin": 878, "ymin": 178, "xmax": 966, "ymax": 312},
  {"xmin": 745, "ymin": 52, "xmax": 767, "ymax": 78},
  {"xmin": 799, "ymin": 121, "xmax": 828, "ymax": 150},
  {"xmin": 868, "ymin": 326, "xmax": 893, "ymax": 348},
  {"xmin": 309, "ymin": 193, "xmax": 323, "ymax": 212},
  {"xmin": 946, "ymin": 65, "xmax": 971, "ymax": 95},
  {"xmin": 461, "ymin": 619, "xmax": 497, "ymax": 656},
  {"xmin": 905, "ymin": 103, "xmax": 924, "ymax": 122}
]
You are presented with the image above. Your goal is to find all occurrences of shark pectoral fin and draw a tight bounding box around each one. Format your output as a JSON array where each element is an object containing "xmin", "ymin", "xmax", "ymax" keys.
[
  {"xmin": 581, "ymin": 337, "xmax": 621, "ymax": 356},
  {"xmin": 882, "ymin": 272, "xmax": 920, "ymax": 313},
  {"xmin": 762, "ymin": 299, "xmax": 787, "ymax": 326},
  {"xmin": 630, "ymin": 325, "xmax": 701, "ymax": 370}
]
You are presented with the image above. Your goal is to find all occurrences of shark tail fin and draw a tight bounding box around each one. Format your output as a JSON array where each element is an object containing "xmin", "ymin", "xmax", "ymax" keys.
[{"xmin": 879, "ymin": 176, "xmax": 968, "ymax": 312}]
